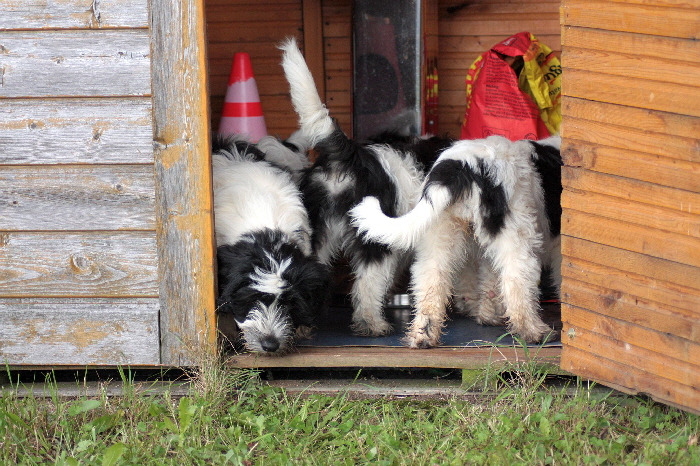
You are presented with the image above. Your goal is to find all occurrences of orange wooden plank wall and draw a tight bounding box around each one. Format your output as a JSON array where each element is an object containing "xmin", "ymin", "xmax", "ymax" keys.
[{"xmin": 559, "ymin": 0, "xmax": 700, "ymax": 414}]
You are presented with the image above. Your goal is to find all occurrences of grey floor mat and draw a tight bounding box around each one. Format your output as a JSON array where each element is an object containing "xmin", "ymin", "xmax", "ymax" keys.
[{"xmin": 299, "ymin": 301, "xmax": 562, "ymax": 348}]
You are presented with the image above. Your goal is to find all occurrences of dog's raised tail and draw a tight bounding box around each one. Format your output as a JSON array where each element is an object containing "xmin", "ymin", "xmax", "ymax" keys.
[
  {"xmin": 279, "ymin": 38, "xmax": 335, "ymax": 147},
  {"xmin": 350, "ymin": 186, "xmax": 453, "ymax": 251}
]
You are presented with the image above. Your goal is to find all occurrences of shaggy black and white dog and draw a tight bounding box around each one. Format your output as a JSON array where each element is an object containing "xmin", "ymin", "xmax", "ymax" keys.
[
  {"xmin": 212, "ymin": 134, "xmax": 329, "ymax": 354},
  {"xmin": 279, "ymin": 37, "xmax": 452, "ymax": 336},
  {"xmin": 350, "ymin": 135, "xmax": 562, "ymax": 347}
]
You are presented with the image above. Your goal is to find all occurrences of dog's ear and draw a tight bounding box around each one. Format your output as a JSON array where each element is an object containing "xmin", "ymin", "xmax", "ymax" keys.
[
  {"xmin": 216, "ymin": 244, "xmax": 259, "ymax": 321},
  {"xmin": 286, "ymin": 258, "xmax": 330, "ymax": 327}
]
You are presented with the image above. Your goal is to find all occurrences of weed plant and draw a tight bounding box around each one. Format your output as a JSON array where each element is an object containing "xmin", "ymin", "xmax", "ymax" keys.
[{"xmin": 1, "ymin": 358, "xmax": 698, "ymax": 466}]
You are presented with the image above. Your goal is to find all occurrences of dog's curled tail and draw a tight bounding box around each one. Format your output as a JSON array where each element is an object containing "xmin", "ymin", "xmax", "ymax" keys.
[
  {"xmin": 349, "ymin": 186, "xmax": 453, "ymax": 251},
  {"xmin": 279, "ymin": 38, "xmax": 335, "ymax": 147}
]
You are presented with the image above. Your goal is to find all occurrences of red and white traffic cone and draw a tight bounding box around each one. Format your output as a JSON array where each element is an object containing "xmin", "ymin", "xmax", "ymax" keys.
[{"xmin": 218, "ymin": 52, "xmax": 268, "ymax": 142}]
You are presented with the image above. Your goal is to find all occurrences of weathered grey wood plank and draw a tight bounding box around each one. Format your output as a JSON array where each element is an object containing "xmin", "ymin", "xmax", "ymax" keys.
[
  {"xmin": 0, "ymin": 30, "xmax": 151, "ymax": 98},
  {"xmin": 0, "ymin": 298, "xmax": 160, "ymax": 366},
  {"xmin": 0, "ymin": 0, "xmax": 149, "ymax": 30},
  {"xmin": 0, "ymin": 98, "xmax": 153, "ymax": 165},
  {"xmin": 0, "ymin": 232, "xmax": 158, "ymax": 297},
  {"xmin": 152, "ymin": 0, "xmax": 218, "ymax": 365},
  {"xmin": 0, "ymin": 165, "xmax": 155, "ymax": 231}
]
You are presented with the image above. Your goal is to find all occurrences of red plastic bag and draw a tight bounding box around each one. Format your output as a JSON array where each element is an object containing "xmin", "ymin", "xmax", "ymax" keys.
[{"xmin": 460, "ymin": 32, "xmax": 561, "ymax": 141}]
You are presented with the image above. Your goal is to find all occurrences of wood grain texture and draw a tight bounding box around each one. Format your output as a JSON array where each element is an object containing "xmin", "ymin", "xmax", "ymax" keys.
[
  {"xmin": 205, "ymin": 3, "xmax": 302, "ymax": 23},
  {"xmin": 562, "ymin": 67, "xmax": 700, "ymax": 118},
  {"xmin": 562, "ymin": 208, "xmax": 700, "ymax": 269},
  {"xmin": 322, "ymin": 0, "xmax": 352, "ymax": 134},
  {"xmin": 439, "ymin": 17, "xmax": 561, "ymax": 36},
  {"xmin": 560, "ymin": 345, "xmax": 700, "ymax": 416},
  {"xmin": 561, "ymin": 140, "xmax": 700, "ymax": 192},
  {"xmin": 225, "ymin": 345, "xmax": 562, "ymax": 369},
  {"xmin": 561, "ymin": 97, "xmax": 700, "ymax": 140},
  {"xmin": 0, "ymin": 298, "xmax": 160, "ymax": 366},
  {"xmin": 562, "ymin": 276, "xmax": 700, "ymax": 342},
  {"xmin": 152, "ymin": 0, "xmax": 217, "ymax": 365},
  {"xmin": 0, "ymin": 98, "xmax": 154, "ymax": 165},
  {"xmin": 0, "ymin": 0, "xmax": 149, "ymax": 30},
  {"xmin": 562, "ymin": 250, "xmax": 700, "ymax": 314},
  {"xmin": 563, "ymin": 167, "xmax": 700, "ymax": 215},
  {"xmin": 563, "ymin": 316, "xmax": 700, "ymax": 389},
  {"xmin": 591, "ymin": 0, "xmax": 700, "ymax": 7},
  {"xmin": 303, "ymin": 0, "xmax": 326, "ymax": 100},
  {"xmin": 562, "ymin": 305, "xmax": 700, "ymax": 378},
  {"xmin": 0, "ymin": 31, "xmax": 151, "ymax": 98},
  {"xmin": 206, "ymin": 21, "xmax": 303, "ymax": 43},
  {"xmin": 0, "ymin": 232, "xmax": 159, "ymax": 297},
  {"xmin": 562, "ymin": 236, "xmax": 700, "ymax": 293},
  {"xmin": 560, "ymin": 0, "xmax": 700, "ymax": 416},
  {"xmin": 0, "ymin": 165, "xmax": 155, "ymax": 231},
  {"xmin": 561, "ymin": 26, "xmax": 700, "ymax": 63},
  {"xmin": 562, "ymin": 188, "xmax": 700, "ymax": 237},
  {"xmin": 562, "ymin": 0, "xmax": 700, "ymax": 39},
  {"xmin": 562, "ymin": 46, "xmax": 700, "ymax": 92}
]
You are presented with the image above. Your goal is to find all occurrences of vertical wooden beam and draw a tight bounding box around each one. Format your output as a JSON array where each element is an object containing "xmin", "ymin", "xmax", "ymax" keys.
[
  {"xmin": 302, "ymin": 0, "xmax": 326, "ymax": 100},
  {"xmin": 150, "ymin": 0, "xmax": 217, "ymax": 365}
]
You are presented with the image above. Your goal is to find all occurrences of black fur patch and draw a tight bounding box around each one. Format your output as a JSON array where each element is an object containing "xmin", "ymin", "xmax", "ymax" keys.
[
  {"xmin": 424, "ymin": 158, "xmax": 509, "ymax": 236},
  {"xmin": 300, "ymin": 122, "xmax": 402, "ymax": 264},
  {"xmin": 529, "ymin": 140, "xmax": 563, "ymax": 236},
  {"xmin": 216, "ymin": 229, "xmax": 329, "ymax": 328},
  {"xmin": 368, "ymin": 132, "xmax": 454, "ymax": 175},
  {"xmin": 212, "ymin": 134, "xmax": 267, "ymax": 162}
]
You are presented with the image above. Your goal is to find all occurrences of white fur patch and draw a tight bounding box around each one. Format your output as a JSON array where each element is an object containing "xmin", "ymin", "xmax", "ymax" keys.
[
  {"xmin": 212, "ymin": 147, "xmax": 313, "ymax": 256},
  {"xmin": 251, "ymin": 256, "xmax": 292, "ymax": 295},
  {"xmin": 235, "ymin": 301, "xmax": 293, "ymax": 353}
]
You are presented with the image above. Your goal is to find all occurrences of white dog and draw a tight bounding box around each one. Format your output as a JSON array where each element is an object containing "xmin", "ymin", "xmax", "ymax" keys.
[
  {"xmin": 279, "ymin": 37, "xmax": 453, "ymax": 336},
  {"xmin": 350, "ymin": 135, "xmax": 562, "ymax": 347},
  {"xmin": 212, "ymin": 134, "xmax": 329, "ymax": 354}
]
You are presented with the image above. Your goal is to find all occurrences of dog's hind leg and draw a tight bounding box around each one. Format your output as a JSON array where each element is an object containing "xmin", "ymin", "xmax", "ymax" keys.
[
  {"xmin": 349, "ymin": 254, "xmax": 399, "ymax": 336},
  {"xmin": 404, "ymin": 215, "xmax": 469, "ymax": 348},
  {"xmin": 483, "ymin": 227, "xmax": 554, "ymax": 344}
]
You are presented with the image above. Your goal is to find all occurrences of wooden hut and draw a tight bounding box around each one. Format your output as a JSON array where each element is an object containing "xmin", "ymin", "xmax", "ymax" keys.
[{"xmin": 1, "ymin": 0, "xmax": 698, "ymax": 414}]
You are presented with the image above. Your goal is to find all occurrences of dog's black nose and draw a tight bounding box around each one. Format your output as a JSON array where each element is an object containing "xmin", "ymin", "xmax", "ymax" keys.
[{"xmin": 260, "ymin": 337, "xmax": 280, "ymax": 353}]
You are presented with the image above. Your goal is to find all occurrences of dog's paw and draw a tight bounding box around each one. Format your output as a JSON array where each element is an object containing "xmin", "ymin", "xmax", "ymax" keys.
[
  {"xmin": 511, "ymin": 322, "xmax": 558, "ymax": 344},
  {"xmin": 469, "ymin": 290, "xmax": 505, "ymax": 326},
  {"xmin": 295, "ymin": 325, "xmax": 315, "ymax": 340},
  {"xmin": 452, "ymin": 293, "xmax": 479, "ymax": 316},
  {"xmin": 402, "ymin": 330, "xmax": 439, "ymax": 349},
  {"xmin": 350, "ymin": 317, "xmax": 393, "ymax": 337}
]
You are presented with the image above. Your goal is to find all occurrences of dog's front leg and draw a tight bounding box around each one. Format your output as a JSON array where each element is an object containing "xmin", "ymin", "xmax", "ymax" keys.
[
  {"xmin": 404, "ymin": 216, "xmax": 468, "ymax": 349},
  {"xmin": 349, "ymin": 254, "xmax": 399, "ymax": 336}
]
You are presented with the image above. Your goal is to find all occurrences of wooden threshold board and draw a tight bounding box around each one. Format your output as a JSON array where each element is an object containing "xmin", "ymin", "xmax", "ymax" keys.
[{"xmin": 223, "ymin": 345, "xmax": 562, "ymax": 369}]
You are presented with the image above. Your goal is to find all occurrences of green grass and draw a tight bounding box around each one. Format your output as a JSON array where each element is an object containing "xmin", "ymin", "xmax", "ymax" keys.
[{"xmin": 1, "ymin": 361, "xmax": 698, "ymax": 466}]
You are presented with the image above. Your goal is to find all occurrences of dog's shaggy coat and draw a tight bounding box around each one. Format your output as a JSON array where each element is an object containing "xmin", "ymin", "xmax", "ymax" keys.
[
  {"xmin": 212, "ymin": 135, "xmax": 328, "ymax": 354},
  {"xmin": 350, "ymin": 135, "xmax": 562, "ymax": 347},
  {"xmin": 279, "ymin": 37, "xmax": 452, "ymax": 336}
]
